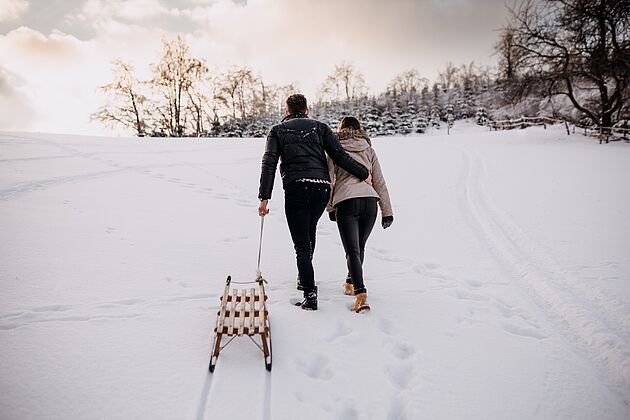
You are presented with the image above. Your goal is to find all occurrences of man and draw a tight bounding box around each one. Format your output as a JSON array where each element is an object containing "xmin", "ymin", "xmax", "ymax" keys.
[{"xmin": 258, "ymin": 94, "xmax": 370, "ymax": 310}]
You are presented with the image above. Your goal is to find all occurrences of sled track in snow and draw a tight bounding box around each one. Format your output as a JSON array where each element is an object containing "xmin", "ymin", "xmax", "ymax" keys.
[
  {"xmin": 195, "ymin": 373, "xmax": 214, "ymax": 420},
  {"xmin": 459, "ymin": 148, "xmax": 630, "ymax": 398},
  {"xmin": 194, "ymin": 366, "xmax": 272, "ymax": 420}
]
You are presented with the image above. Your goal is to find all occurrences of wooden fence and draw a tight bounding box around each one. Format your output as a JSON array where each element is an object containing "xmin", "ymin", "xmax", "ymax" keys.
[
  {"xmin": 488, "ymin": 116, "xmax": 630, "ymax": 144},
  {"xmin": 574, "ymin": 124, "xmax": 630, "ymax": 144},
  {"xmin": 489, "ymin": 116, "xmax": 566, "ymax": 131}
]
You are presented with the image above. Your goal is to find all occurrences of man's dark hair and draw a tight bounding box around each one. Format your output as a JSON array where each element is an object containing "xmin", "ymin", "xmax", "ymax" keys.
[{"xmin": 286, "ymin": 94, "xmax": 308, "ymax": 115}]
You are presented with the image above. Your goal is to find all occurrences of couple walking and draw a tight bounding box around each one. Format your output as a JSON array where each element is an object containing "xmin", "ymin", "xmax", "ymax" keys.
[{"xmin": 257, "ymin": 94, "xmax": 393, "ymax": 312}]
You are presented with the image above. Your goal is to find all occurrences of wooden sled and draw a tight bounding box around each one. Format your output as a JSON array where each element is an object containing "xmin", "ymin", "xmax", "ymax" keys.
[{"xmin": 209, "ymin": 275, "xmax": 272, "ymax": 372}]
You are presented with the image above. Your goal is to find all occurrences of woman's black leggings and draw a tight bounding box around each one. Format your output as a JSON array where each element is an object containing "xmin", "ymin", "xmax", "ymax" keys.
[{"xmin": 335, "ymin": 197, "xmax": 378, "ymax": 295}]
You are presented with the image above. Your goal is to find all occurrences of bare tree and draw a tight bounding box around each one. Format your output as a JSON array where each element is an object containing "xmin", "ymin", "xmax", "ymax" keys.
[
  {"xmin": 92, "ymin": 60, "xmax": 147, "ymax": 136},
  {"xmin": 274, "ymin": 82, "xmax": 299, "ymax": 114},
  {"xmin": 508, "ymin": 0, "xmax": 630, "ymax": 127},
  {"xmin": 217, "ymin": 66, "xmax": 260, "ymax": 121},
  {"xmin": 495, "ymin": 24, "xmax": 526, "ymax": 82},
  {"xmin": 438, "ymin": 62, "xmax": 459, "ymax": 91},
  {"xmin": 387, "ymin": 69, "xmax": 428, "ymax": 102},
  {"xmin": 150, "ymin": 35, "xmax": 207, "ymax": 136},
  {"xmin": 456, "ymin": 62, "xmax": 478, "ymax": 91},
  {"xmin": 318, "ymin": 62, "xmax": 367, "ymax": 103},
  {"xmin": 186, "ymin": 80, "xmax": 210, "ymax": 137}
]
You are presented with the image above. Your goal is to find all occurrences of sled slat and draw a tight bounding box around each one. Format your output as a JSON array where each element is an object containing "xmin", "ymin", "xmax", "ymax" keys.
[
  {"xmin": 237, "ymin": 289, "xmax": 246, "ymax": 335},
  {"xmin": 249, "ymin": 288, "xmax": 256, "ymax": 336},
  {"xmin": 227, "ymin": 289, "xmax": 237, "ymax": 335}
]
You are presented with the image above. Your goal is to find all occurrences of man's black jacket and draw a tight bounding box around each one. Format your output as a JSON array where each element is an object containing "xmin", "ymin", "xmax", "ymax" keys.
[{"xmin": 258, "ymin": 113, "xmax": 369, "ymax": 200}]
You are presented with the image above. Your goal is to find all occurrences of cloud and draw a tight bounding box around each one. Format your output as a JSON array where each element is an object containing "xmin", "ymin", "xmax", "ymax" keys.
[
  {"xmin": 0, "ymin": 65, "xmax": 36, "ymax": 129},
  {"xmin": 0, "ymin": 26, "xmax": 85, "ymax": 60},
  {"xmin": 0, "ymin": 27, "xmax": 114, "ymax": 133},
  {"xmin": 0, "ymin": 0, "xmax": 29, "ymax": 22},
  {"xmin": 66, "ymin": 0, "xmax": 193, "ymax": 34}
]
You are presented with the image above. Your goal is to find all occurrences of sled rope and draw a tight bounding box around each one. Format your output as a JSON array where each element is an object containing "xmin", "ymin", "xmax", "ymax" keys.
[
  {"xmin": 256, "ymin": 215, "xmax": 264, "ymax": 280},
  {"xmin": 228, "ymin": 216, "xmax": 267, "ymax": 285}
]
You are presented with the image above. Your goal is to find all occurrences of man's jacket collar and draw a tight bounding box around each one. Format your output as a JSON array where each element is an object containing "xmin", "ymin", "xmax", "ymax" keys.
[{"xmin": 282, "ymin": 112, "xmax": 309, "ymax": 122}]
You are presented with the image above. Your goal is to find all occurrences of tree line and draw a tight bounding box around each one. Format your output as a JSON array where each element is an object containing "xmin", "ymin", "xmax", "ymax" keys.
[{"xmin": 93, "ymin": 0, "xmax": 629, "ymax": 137}]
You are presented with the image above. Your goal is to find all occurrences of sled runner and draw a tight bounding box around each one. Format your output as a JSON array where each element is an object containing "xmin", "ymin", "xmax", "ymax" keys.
[{"xmin": 209, "ymin": 274, "xmax": 272, "ymax": 372}]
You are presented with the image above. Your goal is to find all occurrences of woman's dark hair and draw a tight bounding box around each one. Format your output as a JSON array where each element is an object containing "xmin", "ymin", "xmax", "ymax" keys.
[
  {"xmin": 338, "ymin": 116, "xmax": 361, "ymax": 131},
  {"xmin": 286, "ymin": 94, "xmax": 308, "ymax": 114}
]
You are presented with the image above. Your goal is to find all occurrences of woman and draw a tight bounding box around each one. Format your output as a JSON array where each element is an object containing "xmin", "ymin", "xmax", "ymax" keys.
[{"xmin": 327, "ymin": 116, "xmax": 393, "ymax": 313}]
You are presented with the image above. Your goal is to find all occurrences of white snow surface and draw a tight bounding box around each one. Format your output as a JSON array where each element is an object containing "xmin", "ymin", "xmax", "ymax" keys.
[{"xmin": 1, "ymin": 123, "xmax": 629, "ymax": 420}]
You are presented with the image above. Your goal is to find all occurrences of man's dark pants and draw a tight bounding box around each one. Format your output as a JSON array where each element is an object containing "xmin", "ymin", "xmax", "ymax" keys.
[{"xmin": 284, "ymin": 181, "xmax": 330, "ymax": 296}]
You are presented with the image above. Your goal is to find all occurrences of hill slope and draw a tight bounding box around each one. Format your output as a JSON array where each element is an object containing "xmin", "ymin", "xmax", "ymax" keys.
[{"xmin": 1, "ymin": 125, "xmax": 629, "ymax": 419}]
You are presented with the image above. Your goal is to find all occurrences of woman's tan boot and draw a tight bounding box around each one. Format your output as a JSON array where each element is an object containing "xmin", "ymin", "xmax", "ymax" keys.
[
  {"xmin": 353, "ymin": 293, "xmax": 370, "ymax": 313},
  {"xmin": 343, "ymin": 283, "xmax": 354, "ymax": 296}
]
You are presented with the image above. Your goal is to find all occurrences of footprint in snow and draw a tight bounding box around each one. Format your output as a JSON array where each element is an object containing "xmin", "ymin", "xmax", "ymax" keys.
[
  {"xmin": 334, "ymin": 400, "xmax": 359, "ymax": 420},
  {"xmin": 450, "ymin": 288, "xmax": 489, "ymax": 302},
  {"xmin": 466, "ymin": 278, "xmax": 483, "ymax": 288},
  {"xmin": 384, "ymin": 363, "xmax": 414, "ymax": 390},
  {"xmin": 423, "ymin": 262, "xmax": 440, "ymax": 270},
  {"xmin": 387, "ymin": 396, "xmax": 413, "ymax": 420},
  {"xmin": 390, "ymin": 342, "xmax": 416, "ymax": 360},
  {"xmin": 295, "ymin": 353, "xmax": 334, "ymax": 380},
  {"xmin": 322, "ymin": 320, "xmax": 353, "ymax": 342},
  {"xmin": 378, "ymin": 317, "xmax": 397, "ymax": 336},
  {"xmin": 500, "ymin": 321, "xmax": 546, "ymax": 340},
  {"xmin": 495, "ymin": 300, "xmax": 521, "ymax": 319}
]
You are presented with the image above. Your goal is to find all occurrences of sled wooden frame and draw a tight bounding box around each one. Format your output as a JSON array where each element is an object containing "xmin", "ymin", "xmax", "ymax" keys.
[{"xmin": 209, "ymin": 275, "xmax": 272, "ymax": 372}]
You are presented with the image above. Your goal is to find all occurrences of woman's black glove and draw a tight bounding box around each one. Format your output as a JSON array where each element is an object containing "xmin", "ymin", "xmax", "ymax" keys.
[
  {"xmin": 382, "ymin": 215, "xmax": 394, "ymax": 229},
  {"xmin": 329, "ymin": 211, "xmax": 337, "ymax": 222}
]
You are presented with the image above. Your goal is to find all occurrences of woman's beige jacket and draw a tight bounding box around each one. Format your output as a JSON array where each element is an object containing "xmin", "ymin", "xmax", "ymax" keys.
[{"xmin": 327, "ymin": 128, "xmax": 393, "ymax": 217}]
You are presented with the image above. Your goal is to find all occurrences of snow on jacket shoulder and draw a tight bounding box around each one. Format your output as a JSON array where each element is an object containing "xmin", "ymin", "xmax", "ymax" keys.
[{"xmin": 327, "ymin": 128, "xmax": 393, "ymax": 217}]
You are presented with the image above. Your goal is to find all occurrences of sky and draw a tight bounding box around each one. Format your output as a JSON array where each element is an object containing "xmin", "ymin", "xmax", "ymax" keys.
[{"xmin": 0, "ymin": 0, "xmax": 512, "ymax": 134}]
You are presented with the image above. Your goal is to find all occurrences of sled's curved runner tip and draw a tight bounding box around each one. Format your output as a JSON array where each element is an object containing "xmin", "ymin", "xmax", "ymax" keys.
[{"xmin": 209, "ymin": 275, "xmax": 272, "ymax": 372}]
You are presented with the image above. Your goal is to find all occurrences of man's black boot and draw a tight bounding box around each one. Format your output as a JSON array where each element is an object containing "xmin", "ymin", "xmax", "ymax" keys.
[
  {"xmin": 295, "ymin": 291, "xmax": 317, "ymax": 310},
  {"xmin": 296, "ymin": 274, "xmax": 304, "ymax": 291}
]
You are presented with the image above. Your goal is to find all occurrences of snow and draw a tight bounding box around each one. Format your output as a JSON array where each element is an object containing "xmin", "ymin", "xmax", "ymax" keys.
[{"xmin": 1, "ymin": 124, "xmax": 629, "ymax": 420}]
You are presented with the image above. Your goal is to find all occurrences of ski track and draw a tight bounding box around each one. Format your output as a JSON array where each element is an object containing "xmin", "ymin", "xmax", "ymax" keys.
[
  {"xmin": 459, "ymin": 147, "xmax": 630, "ymax": 399},
  {"xmin": 473, "ymin": 152, "xmax": 630, "ymax": 342}
]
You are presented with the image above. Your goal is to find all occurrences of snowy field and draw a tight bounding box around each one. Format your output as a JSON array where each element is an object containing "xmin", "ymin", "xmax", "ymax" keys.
[{"xmin": 1, "ymin": 123, "xmax": 629, "ymax": 420}]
